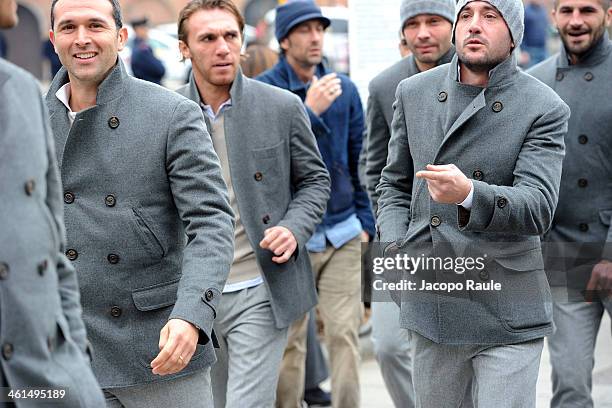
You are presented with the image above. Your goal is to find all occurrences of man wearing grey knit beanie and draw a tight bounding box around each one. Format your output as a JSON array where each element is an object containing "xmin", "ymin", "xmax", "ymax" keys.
[
  {"xmin": 364, "ymin": 1, "xmax": 455, "ymax": 407},
  {"xmin": 375, "ymin": 0, "xmax": 571, "ymax": 406}
]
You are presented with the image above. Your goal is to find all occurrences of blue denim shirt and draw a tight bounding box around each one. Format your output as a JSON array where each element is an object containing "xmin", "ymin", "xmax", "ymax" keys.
[{"xmin": 257, "ymin": 57, "xmax": 375, "ymax": 248}]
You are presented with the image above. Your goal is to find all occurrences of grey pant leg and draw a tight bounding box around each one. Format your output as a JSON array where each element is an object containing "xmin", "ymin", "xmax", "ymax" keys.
[
  {"xmin": 549, "ymin": 296, "xmax": 611, "ymax": 408},
  {"xmin": 473, "ymin": 339, "xmax": 544, "ymax": 408},
  {"xmin": 410, "ymin": 331, "xmax": 472, "ymax": 408},
  {"xmin": 371, "ymin": 301, "xmax": 414, "ymax": 408},
  {"xmin": 212, "ymin": 284, "xmax": 289, "ymax": 408},
  {"xmin": 104, "ymin": 368, "xmax": 213, "ymax": 408},
  {"xmin": 305, "ymin": 309, "xmax": 329, "ymax": 390}
]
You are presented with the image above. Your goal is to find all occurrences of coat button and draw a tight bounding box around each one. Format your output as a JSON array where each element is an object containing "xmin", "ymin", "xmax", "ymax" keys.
[
  {"xmin": 497, "ymin": 197, "xmax": 508, "ymax": 208},
  {"xmin": 254, "ymin": 172, "xmax": 263, "ymax": 182},
  {"xmin": 107, "ymin": 254, "xmax": 120, "ymax": 264},
  {"xmin": 479, "ymin": 270, "xmax": 490, "ymax": 281},
  {"xmin": 579, "ymin": 223, "xmax": 589, "ymax": 232},
  {"xmin": 473, "ymin": 170, "xmax": 484, "ymax": 181},
  {"xmin": 105, "ymin": 194, "xmax": 116, "ymax": 207},
  {"xmin": 578, "ymin": 178, "xmax": 588, "ymax": 188},
  {"xmin": 262, "ymin": 214, "xmax": 271, "ymax": 224},
  {"xmin": 437, "ymin": 91, "xmax": 448, "ymax": 102},
  {"xmin": 64, "ymin": 191, "xmax": 75, "ymax": 204},
  {"xmin": 204, "ymin": 289, "xmax": 214, "ymax": 302},
  {"xmin": 492, "ymin": 101, "xmax": 503, "ymax": 113},
  {"xmin": 556, "ymin": 72, "xmax": 564, "ymax": 81},
  {"xmin": 108, "ymin": 116, "xmax": 120, "ymax": 129},
  {"xmin": 430, "ymin": 216, "xmax": 441, "ymax": 227},
  {"xmin": 66, "ymin": 249, "xmax": 78, "ymax": 261},
  {"xmin": 0, "ymin": 263, "xmax": 9, "ymax": 280},
  {"xmin": 584, "ymin": 72, "xmax": 594, "ymax": 81},
  {"xmin": 38, "ymin": 259, "xmax": 48, "ymax": 276},
  {"xmin": 24, "ymin": 179, "xmax": 36, "ymax": 196},
  {"xmin": 578, "ymin": 135, "xmax": 588, "ymax": 145},
  {"xmin": 2, "ymin": 343, "xmax": 14, "ymax": 360},
  {"xmin": 110, "ymin": 306, "xmax": 122, "ymax": 318}
]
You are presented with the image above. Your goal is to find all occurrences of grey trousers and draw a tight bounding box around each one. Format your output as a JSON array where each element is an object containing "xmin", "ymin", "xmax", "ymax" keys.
[
  {"xmin": 371, "ymin": 301, "xmax": 415, "ymax": 408},
  {"xmin": 212, "ymin": 284, "xmax": 289, "ymax": 408},
  {"xmin": 104, "ymin": 368, "xmax": 212, "ymax": 408},
  {"xmin": 411, "ymin": 331, "xmax": 543, "ymax": 408},
  {"xmin": 549, "ymin": 294, "xmax": 612, "ymax": 408}
]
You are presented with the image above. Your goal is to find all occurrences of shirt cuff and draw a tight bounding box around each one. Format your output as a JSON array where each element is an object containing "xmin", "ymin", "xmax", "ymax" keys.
[{"xmin": 457, "ymin": 182, "xmax": 474, "ymax": 209}]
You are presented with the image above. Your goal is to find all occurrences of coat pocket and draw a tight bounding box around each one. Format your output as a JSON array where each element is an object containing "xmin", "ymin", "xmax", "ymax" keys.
[
  {"xmin": 131, "ymin": 207, "xmax": 166, "ymax": 259},
  {"xmin": 489, "ymin": 249, "xmax": 552, "ymax": 332}
]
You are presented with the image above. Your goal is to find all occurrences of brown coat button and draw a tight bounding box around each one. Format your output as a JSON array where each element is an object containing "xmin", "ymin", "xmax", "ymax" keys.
[
  {"xmin": 25, "ymin": 179, "xmax": 36, "ymax": 196},
  {"xmin": 479, "ymin": 270, "xmax": 490, "ymax": 281},
  {"xmin": 556, "ymin": 72, "xmax": 564, "ymax": 81},
  {"xmin": 579, "ymin": 223, "xmax": 589, "ymax": 232},
  {"xmin": 0, "ymin": 263, "xmax": 9, "ymax": 280},
  {"xmin": 473, "ymin": 170, "xmax": 484, "ymax": 181},
  {"xmin": 584, "ymin": 72, "xmax": 594, "ymax": 81},
  {"xmin": 66, "ymin": 249, "xmax": 78, "ymax": 261},
  {"xmin": 430, "ymin": 216, "xmax": 441, "ymax": 227},
  {"xmin": 492, "ymin": 102, "xmax": 503, "ymax": 113},
  {"xmin": 438, "ymin": 92, "xmax": 448, "ymax": 102},
  {"xmin": 107, "ymin": 254, "xmax": 120, "ymax": 264},
  {"xmin": 204, "ymin": 289, "xmax": 214, "ymax": 302},
  {"xmin": 254, "ymin": 172, "xmax": 263, "ymax": 182},
  {"xmin": 105, "ymin": 195, "xmax": 116, "ymax": 207},
  {"xmin": 497, "ymin": 197, "xmax": 508, "ymax": 208},
  {"xmin": 578, "ymin": 135, "xmax": 588, "ymax": 145},
  {"xmin": 578, "ymin": 178, "xmax": 588, "ymax": 188},
  {"xmin": 110, "ymin": 306, "xmax": 122, "ymax": 318},
  {"xmin": 108, "ymin": 116, "xmax": 120, "ymax": 129},
  {"xmin": 262, "ymin": 214, "xmax": 271, "ymax": 224},
  {"xmin": 38, "ymin": 259, "xmax": 48, "ymax": 276},
  {"xmin": 64, "ymin": 191, "xmax": 75, "ymax": 204},
  {"xmin": 2, "ymin": 343, "xmax": 14, "ymax": 360}
]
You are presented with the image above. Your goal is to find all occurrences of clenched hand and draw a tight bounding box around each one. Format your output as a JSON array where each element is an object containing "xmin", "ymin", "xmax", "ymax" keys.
[
  {"xmin": 151, "ymin": 318, "xmax": 199, "ymax": 376},
  {"xmin": 416, "ymin": 164, "xmax": 472, "ymax": 205},
  {"xmin": 260, "ymin": 226, "xmax": 297, "ymax": 264}
]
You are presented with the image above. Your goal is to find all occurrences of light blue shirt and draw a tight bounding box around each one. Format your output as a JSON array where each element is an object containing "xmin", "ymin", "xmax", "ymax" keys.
[
  {"xmin": 200, "ymin": 99, "xmax": 232, "ymax": 121},
  {"xmin": 307, "ymin": 214, "xmax": 362, "ymax": 253}
]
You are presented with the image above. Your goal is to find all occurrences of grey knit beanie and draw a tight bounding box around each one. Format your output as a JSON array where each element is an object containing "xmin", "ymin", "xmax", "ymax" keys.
[
  {"xmin": 453, "ymin": 0, "xmax": 525, "ymax": 47},
  {"xmin": 400, "ymin": 0, "xmax": 456, "ymax": 29}
]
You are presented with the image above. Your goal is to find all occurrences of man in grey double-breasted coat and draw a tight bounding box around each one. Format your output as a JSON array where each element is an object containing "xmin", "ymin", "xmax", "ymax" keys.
[
  {"xmin": 364, "ymin": 1, "xmax": 455, "ymax": 406},
  {"xmin": 0, "ymin": 1, "xmax": 104, "ymax": 405},
  {"xmin": 176, "ymin": 1, "xmax": 330, "ymax": 407},
  {"xmin": 376, "ymin": 0, "xmax": 569, "ymax": 406},
  {"xmin": 528, "ymin": 0, "xmax": 612, "ymax": 406},
  {"xmin": 45, "ymin": 0, "xmax": 235, "ymax": 406}
]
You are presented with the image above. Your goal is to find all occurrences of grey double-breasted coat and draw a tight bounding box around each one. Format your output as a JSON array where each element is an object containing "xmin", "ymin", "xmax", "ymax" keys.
[
  {"xmin": 0, "ymin": 59, "xmax": 104, "ymax": 406},
  {"xmin": 177, "ymin": 71, "xmax": 331, "ymax": 329},
  {"xmin": 45, "ymin": 61, "xmax": 235, "ymax": 388},
  {"xmin": 377, "ymin": 54, "xmax": 570, "ymax": 345}
]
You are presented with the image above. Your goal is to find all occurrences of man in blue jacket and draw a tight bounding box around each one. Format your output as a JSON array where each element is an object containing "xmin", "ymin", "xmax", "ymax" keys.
[
  {"xmin": 130, "ymin": 17, "xmax": 165, "ymax": 84},
  {"xmin": 257, "ymin": 2, "xmax": 374, "ymax": 407}
]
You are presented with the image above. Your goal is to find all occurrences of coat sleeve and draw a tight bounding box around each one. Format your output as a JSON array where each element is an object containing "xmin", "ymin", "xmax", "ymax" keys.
[
  {"xmin": 347, "ymin": 81, "xmax": 375, "ymax": 237},
  {"xmin": 165, "ymin": 99, "xmax": 235, "ymax": 345},
  {"xmin": 458, "ymin": 100, "xmax": 569, "ymax": 235},
  {"xmin": 277, "ymin": 97, "xmax": 331, "ymax": 252},
  {"xmin": 376, "ymin": 83, "xmax": 414, "ymax": 243},
  {"xmin": 365, "ymin": 84, "xmax": 392, "ymax": 215},
  {"xmin": 41, "ymin": 91, "xmax": 91, "ymax": 357}
]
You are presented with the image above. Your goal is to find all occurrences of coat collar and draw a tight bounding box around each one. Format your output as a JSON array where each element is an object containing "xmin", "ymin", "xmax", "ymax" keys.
[
  {"xmin": 278, "ymin": 55, "xmax": 328, "ymax": 92},
  {"xmin": 558, "ymin": 30, "xmax": 611, "ymax": 68},
  {"xmin": 447, "ymin": 51, "xmax": 519, "ymax": 89}
]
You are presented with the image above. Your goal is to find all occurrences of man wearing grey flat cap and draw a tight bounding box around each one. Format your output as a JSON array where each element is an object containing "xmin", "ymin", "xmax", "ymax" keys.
[
  {"xmin": 365, "ymin": 2, "xmax": 455, "ymax": 403},
  {"xmin": 376, "ymin": 0, "xmax": 570, "ymax": 406}
]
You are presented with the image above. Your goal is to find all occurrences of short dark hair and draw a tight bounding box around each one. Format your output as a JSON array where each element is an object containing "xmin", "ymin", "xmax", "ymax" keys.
[
  {"xmin": 50, "ymin": 0, "xmax": 123, "ymax": 30},
  {"xmin": 178, "ymin": 0, "xmax": 245, "ymax": 44},
  {"xmin": 553, "ymin": 0, "xmax": 611, "ymax": 10}
]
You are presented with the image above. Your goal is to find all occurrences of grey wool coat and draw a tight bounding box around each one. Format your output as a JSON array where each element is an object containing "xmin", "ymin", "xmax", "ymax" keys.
[
  {"xmin": 0, "ymin": 59, "xmax": 104, "ymax": 406},
  {"xmin": 376, "ymin": 54, "xmax": 570, "ymax": 345},
  {"xmin": 365, "ymin": 48, "xmax": 455, "ymax": 212},
  {"xmin": 45, "ymin": 60, "xmax": 235, "ymax": 388},
  {"xmin": 529, "ymin": 32, "xmax": 612, "ymax": 292},
  {"xmin": 177, "ymin": 71, "xmax": 331, "ymax": 329}
]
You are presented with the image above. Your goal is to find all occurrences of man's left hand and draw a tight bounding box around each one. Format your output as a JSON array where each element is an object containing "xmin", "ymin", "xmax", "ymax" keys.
[
  {"xmin": 260, "ymin": 226, "xmax": 297, "ymax": 264},
  {"xmin": 416, "ymin": 164, "xmax": 472, "ymax": 204},
  {"xmin": 151, "ymin": 319, "xmax": 199, "ymax": 375},
  {"xmin": 585, "ymin": 260, "xmax": 612, "ymax": 302}
]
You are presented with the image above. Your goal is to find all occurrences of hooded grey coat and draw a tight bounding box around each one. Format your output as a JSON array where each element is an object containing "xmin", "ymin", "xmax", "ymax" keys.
[
  {"xmin": 0, "ymin": 59, "xmax": 104, "ymax": 406},
  {"xmin": 377, "ymin": 54, "xmax": 570, "ymax": 345},
  {"xmin": 45, "ymin": 61, "xmax": 235, "ymax": 388}
]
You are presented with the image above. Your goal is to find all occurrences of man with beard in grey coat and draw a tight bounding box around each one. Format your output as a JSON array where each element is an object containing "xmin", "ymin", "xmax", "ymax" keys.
[
  {"xmin": 528, "ymin": 0, "xmax": 612, "ymax": 406},
  {"xmin": 0, "ymin": 0, "xmax": 104, "ymax": 406},
  {"xmin": 364, "ymin": 1, "xmax": 455, "ymax": 406},
  {"xmin": 45, "ymin": 0, "xmax": 235, "ymax": 406},
  {"xmin": 376, "ymin": 0, "xmax": 569, "ymax": 406}
]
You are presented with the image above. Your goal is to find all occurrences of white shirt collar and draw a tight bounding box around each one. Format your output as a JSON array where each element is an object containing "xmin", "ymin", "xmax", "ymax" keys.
[{"xmin": 55, "ymin": 83, "xmax": 78, "ymax": 125}]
